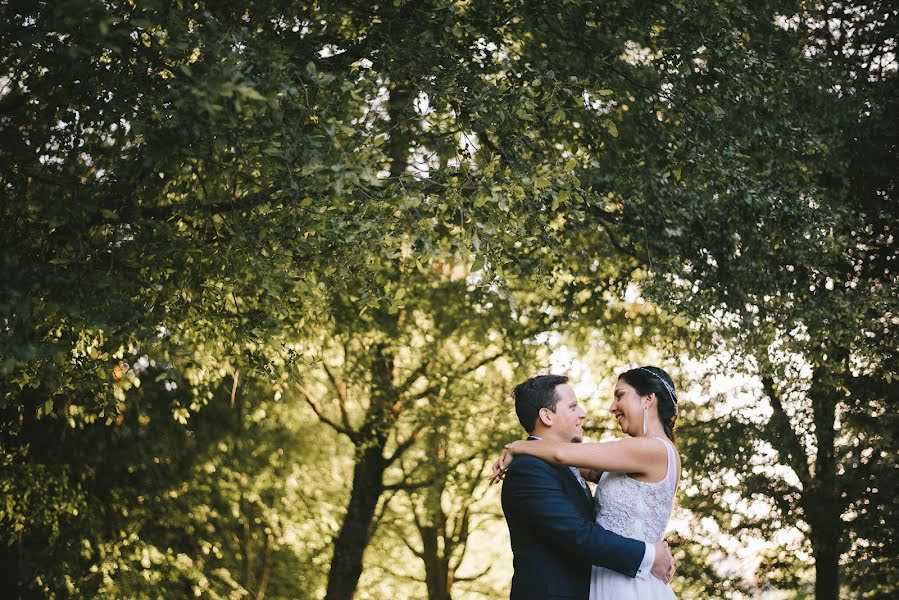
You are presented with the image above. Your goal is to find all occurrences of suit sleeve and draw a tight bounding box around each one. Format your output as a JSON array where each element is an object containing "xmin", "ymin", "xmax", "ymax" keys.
[{"xmin": 502, "ymin": 455, "xmax": 645, "ymax": 577}]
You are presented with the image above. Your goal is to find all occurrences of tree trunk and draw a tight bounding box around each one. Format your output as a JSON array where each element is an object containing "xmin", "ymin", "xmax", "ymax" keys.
[
  {"xmin": 810, "ymin": 524, "xmax": 840, "ymax": 600},
  {"xmin": 421, "ymin": 423, "xmax": 452, "ymax": 600},
  {"xmin": 324, "ymin": 345, "xmax": 395, "ymax": 600},
  {"xmin": 421, "ymin": 522, "xmax": 452, "ymax": 600},
  {"xmin": 0, "ymin": 539, "xmax": 19, "ymax": 600},
  {"xmin": 0, "ymin": 400, "xmax": 22, "ymax": 600},
  {"xmin": 323, "ymin": 439, "xmax": 387, "ymax": 600},
  {"xmin": 809, "ymin": 365, "xmax": 842, "ymax": 600},
  {"xmin": 256, "ymin": 533, "xmax": 272, "ymax": 600},
  {"xmin": 323, "ymin": 71, "xmax": 412, "ymax": 599},
  {"xmin": 5, "ymin": 391, "xmax": 48, "ymax": 600},
  {"xmin": 763, "ymin": 362, "xmax": 845, "ymax": 600}
]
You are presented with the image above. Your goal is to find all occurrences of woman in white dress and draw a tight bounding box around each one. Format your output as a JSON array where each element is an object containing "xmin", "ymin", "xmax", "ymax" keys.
[{"xmin": 493, "ymin": 366, "xmax": 680, "ymax": 599}]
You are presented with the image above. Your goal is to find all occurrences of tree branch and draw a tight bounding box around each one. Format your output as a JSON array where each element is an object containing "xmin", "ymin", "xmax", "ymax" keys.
[
  {"xmin": 295, "ymin": 381, "xmax": 358, "ymax": 441},
  {"xmin": 400, "ymin": 528, "xmax": 426, "ymax": 561},
  {"xmin": 761, "ymin": 375, "xmax": 811, "ymax": 487},
  {"xmin": 383, "ymin": 476, "xmax": 436, "ymax": 492},
  {"xmin": 396, "ymin": 358, "xmax": 432, "ymax": 396},
  {"xmin": 464, "ymin": 453, "xmax": 491, "ymax": 498},
  {"xmin": 407, "ymin": 350, "xmax": 505, "ymax": 403},
  {"xmin": 368, "ymin": 487, "xmax": 400, "ymax": 540},
  {"xmin": 453, "ymin": 562, "xmax": 492, "ymax": 584},
  {"xmin": 845, "ymin": 373, "xmax": 892, "ymax": 402},
  {"xmin": 585, "ymin": 205, "xmax": 647, "ymax": 263},
  {"xmin": 385, "ymin": 421, "xmax": 427, "ymax": 466},
  {"xmin": 322, "ymin": 360, "xmax": 352, "ymax": 430}
]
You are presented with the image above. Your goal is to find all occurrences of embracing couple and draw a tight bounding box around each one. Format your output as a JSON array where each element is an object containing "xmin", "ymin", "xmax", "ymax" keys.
[{"xmin": 490, "ymin": 367, "xmax": 680, "ymax": 600}]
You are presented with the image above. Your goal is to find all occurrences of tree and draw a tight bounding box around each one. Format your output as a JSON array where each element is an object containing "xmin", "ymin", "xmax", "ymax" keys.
[
  {"xmin": 570, "ymin": 3, "xmax": 899, "ymax": 599},
  {"xmin": 430, "ymin": 2, "xmax": 897, "ymax": 597},
  {"xmin": 0, "ymin": 3, "xmax": 410, "ymax": 595},
  {"xmin": 293, "ymin": 262, "xmax": 537, "ymax": 600},
  {"xmin": 0, "ymin": 361, "xmax": 347, "ymax": 599},
  {"xmin": 4, "ymin": 1, "xmax": 894, "ymax": 598},
  {"xmin": 389, "ymin": 365, "xmax": 521, "ymax": 600}
]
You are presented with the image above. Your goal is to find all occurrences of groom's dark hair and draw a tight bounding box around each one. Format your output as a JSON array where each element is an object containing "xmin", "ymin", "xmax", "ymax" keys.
[{"xmin": 513, "ymin": 374, "xmax": 569, "ymax": 433}]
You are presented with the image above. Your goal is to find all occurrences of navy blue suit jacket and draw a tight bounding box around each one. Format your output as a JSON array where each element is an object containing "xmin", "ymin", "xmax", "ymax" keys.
[{"xmin": 501, "ymin": 453, "xmax": 645, "ymax": 599}]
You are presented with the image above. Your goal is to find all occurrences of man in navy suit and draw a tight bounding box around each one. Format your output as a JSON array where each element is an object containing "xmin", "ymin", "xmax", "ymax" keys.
[{"xmin": 501, "ymin": 374, "xmax": 674, "ymax": 599}]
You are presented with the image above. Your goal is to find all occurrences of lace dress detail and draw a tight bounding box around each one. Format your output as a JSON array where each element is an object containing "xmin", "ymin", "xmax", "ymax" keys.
[
  {"xmin": 589, "ymin": 437, "xmax": 679, "ymax": 600},
  {"xmin": 593, "ymin": 437, "xmax": 678, "ymax": 543}
]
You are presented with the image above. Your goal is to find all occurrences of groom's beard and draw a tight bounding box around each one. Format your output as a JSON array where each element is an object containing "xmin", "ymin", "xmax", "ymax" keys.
[{"xmin": 570, "ymin": 435, "xmax": 583, "ymax": 443}]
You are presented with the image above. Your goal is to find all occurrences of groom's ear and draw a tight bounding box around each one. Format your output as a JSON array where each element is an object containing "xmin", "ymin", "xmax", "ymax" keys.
[{"xmin": 537, "ymin": 406, "xmax": 553, "ymax": 427}]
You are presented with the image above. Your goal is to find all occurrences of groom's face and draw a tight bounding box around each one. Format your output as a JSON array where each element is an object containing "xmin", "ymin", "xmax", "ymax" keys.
[{"xmin": 547, "ymin": 384, "xmax": 586, "ymax": 443}]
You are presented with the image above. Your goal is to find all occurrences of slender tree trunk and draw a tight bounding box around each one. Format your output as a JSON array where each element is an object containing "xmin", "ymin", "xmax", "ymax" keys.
[
  {"xmin": 0, "ymin": 539, "xmax": 19, "ymax": 600},
  {"xmin": 231, "ymin": 373, "xmax": 258, "ymax": 597},
  {"xmin": 420, "ymin": 509, "xmax": 451, "ymax": 600},
  {"xmin": 810, "ymin": 522, "xmax": 840, "ymax": 600},
  {"xmin": 256, "ymin": 533, "xmax": 272, "ymax": 600},
  {"xmin": 240, "ymin": 503, "xmax": 256, "ymax": 594},
  {"xmin": 10, "ymin": 391, "xmax": 47, "ymax": 600},
  {"xmin": 324, "ymin": 434, "xmax": 387, "ymax": 600},
  {"xmin": 0, "ymin": 400, "xmax": 22, "ymax": 600},
  {"xmin": 421, "ymin": 535, "xmax": 452, "ymax": 600},
  {"xmin": 324, "ymin": 70, "xmax": 412, "ymax": 600},
  {"xmin": 421, "ymin": 423, "xmax": 452, "ymax": 600},
  {"xmin": 324, "ymin": 346, "xmax": 394, "ymax": 600},
  {"xmin": 809, "ymin": 365, "xmax": 842, "ymax": 600}
]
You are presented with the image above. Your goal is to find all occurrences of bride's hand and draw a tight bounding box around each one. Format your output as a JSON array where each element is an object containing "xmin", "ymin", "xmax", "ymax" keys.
[{"xmin": 488, "ymin": 444, "xmax": 518, "ymax": 484}]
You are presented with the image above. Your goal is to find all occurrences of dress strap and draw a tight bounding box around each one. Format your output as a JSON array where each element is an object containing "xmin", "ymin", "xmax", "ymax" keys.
[{"xmin": 651, "ymin": 436, "xmax": 678, "ymax": 487}]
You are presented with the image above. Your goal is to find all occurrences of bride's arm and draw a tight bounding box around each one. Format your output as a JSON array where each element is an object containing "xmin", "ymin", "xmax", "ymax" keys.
[{"xmin": 504, "ymin": 438, "xmax": 664, "ymax": 476}]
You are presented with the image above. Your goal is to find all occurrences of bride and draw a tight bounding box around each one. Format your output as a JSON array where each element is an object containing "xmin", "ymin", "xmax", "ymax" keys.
[{"xmin": 492, "ymin": 366, "xmax": 680, "ymax": 599}]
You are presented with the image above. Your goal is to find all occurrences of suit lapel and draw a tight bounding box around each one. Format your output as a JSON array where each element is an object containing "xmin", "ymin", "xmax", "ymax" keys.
[
  {"xmin": 527, "ymin": 437, "xmax": 594, "ymax": 516},
  {"xmin": 562, "ymin": 465, "xmax": 594, "ymax": 515}
]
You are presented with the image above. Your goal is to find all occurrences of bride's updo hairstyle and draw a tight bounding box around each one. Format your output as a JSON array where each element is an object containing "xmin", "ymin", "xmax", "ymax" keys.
[{"xmin": 618, "ymin": 366, "xmax": 678, "ymax": 443}]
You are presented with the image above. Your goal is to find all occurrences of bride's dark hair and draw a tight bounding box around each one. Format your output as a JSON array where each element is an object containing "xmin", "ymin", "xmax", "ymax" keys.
[{"xmin": 618, "ymin": 366, "xmax": 678, "ymax": 444}]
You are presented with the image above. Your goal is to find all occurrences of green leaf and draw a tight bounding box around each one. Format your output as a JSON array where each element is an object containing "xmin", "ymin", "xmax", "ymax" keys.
[{"xmin": 604, "ymin": 120, "xmax": 619, "ymax": 138}]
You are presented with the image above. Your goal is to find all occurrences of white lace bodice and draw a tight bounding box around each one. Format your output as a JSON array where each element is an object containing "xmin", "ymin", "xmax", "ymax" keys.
[{"xmin": 593, "ymin": 437, "xmax": 678, "ymax": 544}]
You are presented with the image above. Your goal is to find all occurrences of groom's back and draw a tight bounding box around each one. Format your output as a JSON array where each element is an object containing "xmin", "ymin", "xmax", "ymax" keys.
[{"xmin": 501, "ymin": 455, "xmax": 593, "ymax": 600}]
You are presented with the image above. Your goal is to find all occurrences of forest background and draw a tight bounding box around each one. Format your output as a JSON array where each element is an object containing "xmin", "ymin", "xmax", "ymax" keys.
[{"xmin": 1, "ymin": 1, "xmax": 896, "ymax": 599}]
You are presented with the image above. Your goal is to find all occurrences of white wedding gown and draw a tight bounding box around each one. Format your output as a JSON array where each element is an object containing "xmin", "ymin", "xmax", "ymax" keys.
[{"xmin": 590, "ymin": 437, "xmax": 678, "ymax": 599}]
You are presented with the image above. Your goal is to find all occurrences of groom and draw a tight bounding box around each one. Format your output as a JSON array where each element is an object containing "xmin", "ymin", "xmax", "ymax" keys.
[{"xmin": 501, "ymin": 374, "xmax": 674, "ymax": 599}]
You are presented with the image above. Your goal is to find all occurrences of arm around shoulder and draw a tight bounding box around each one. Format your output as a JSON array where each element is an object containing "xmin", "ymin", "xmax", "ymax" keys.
[
  {"xmin": 509, "ymin": 436, "xmax": 667, "ymax": 476},
  {"xmin": 501, "ymin": 455, "xmax": 645, "ymax": 577}
]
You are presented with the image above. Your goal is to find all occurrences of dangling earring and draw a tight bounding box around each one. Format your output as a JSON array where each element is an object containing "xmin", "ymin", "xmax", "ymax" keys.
[{"xmin": 642, "ymin": 404, "xmax": 649, "ymax": 435}]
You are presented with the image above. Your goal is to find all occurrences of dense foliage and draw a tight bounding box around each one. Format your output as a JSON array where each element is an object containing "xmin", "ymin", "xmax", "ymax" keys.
[{"xmin": 2, "ymin": 1, "xmax": 895, "ymax": 599}]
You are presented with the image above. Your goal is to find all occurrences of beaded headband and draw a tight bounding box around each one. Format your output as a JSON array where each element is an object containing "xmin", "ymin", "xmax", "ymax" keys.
[{"xmin": 637, "ymin": 367, "xmax": 678, "ymax": 414}]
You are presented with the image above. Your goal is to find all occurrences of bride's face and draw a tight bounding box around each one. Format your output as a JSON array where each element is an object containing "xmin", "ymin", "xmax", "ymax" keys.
[{"xmin": 609, "ymin": 380, "xmax": 645, "ymax": 437}]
